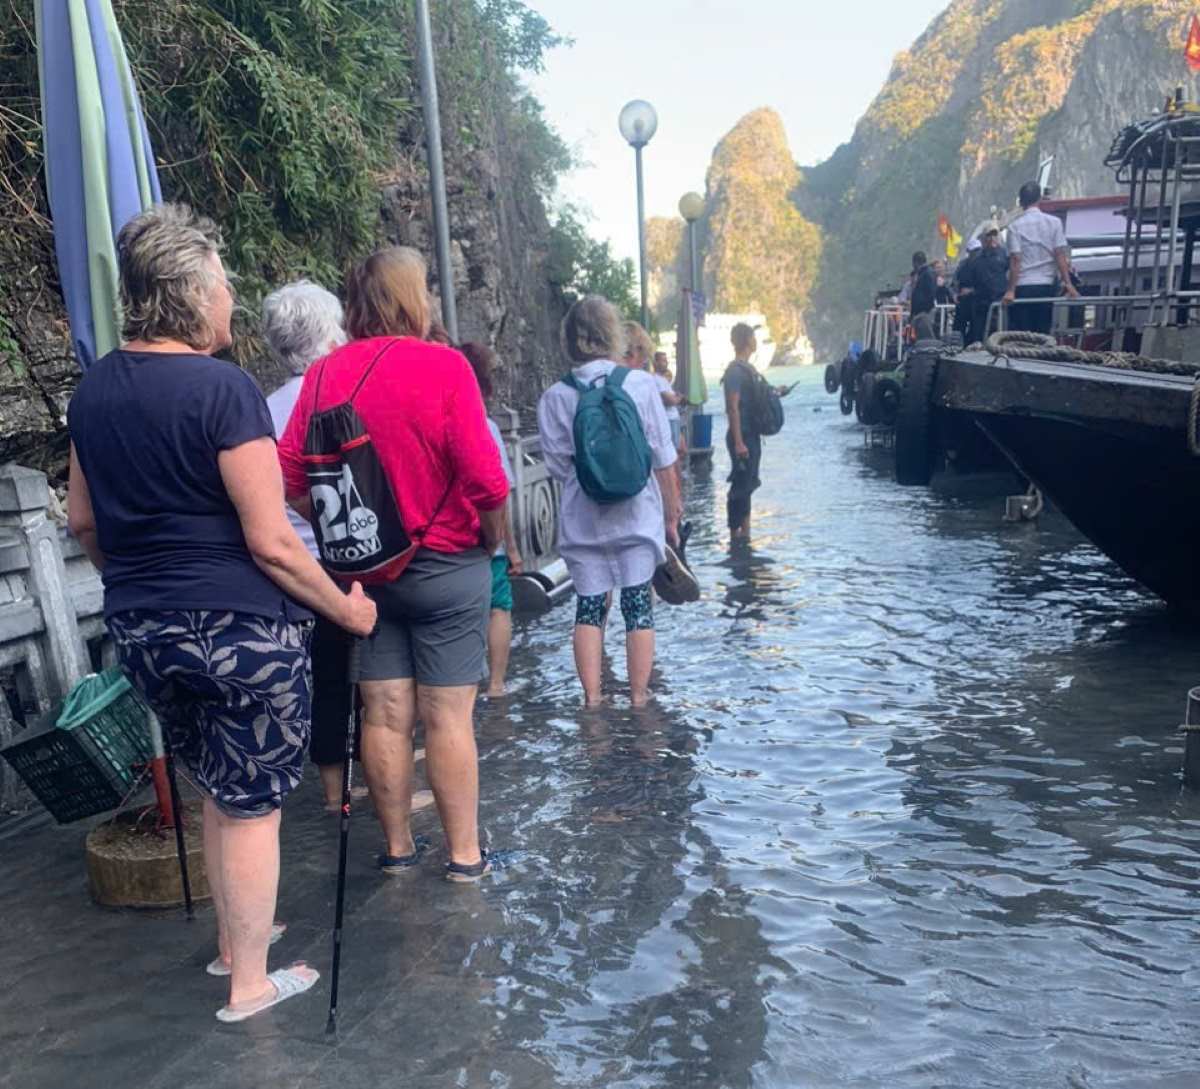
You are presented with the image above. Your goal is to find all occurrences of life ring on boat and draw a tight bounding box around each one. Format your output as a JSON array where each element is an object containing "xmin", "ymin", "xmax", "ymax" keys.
[
  {"xmin": 873, "ymin": 376, "xmax": 902, "ymax": 427},
  {"xmin": 894, "ymin": 350, "xmax": 940, "ymax": 485},
  {"xmin": 824, "ymin": 363, "xmax": 840, "ymax": 394},
  {"xmin": 856, "ymin": 372, "xmax": 880, "ymax": 425}
]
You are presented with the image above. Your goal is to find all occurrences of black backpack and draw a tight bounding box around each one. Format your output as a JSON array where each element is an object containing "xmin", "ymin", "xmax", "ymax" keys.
[
  {"xmin": 731, "ymin": 360, "xmax": 785, "ymax": 436},
  {"xmin": 302, "ymin": 339, "xmax": 449, "ymax": 584}
]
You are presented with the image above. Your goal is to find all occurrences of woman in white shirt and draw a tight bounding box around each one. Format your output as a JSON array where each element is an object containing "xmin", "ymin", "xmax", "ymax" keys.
[{"xmin": 537, "ymin": 297, "xmax": 682, "ymax": 706}]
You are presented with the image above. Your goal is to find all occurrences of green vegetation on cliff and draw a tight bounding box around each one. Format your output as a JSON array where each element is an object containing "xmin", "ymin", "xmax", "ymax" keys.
[
  {"xmin": 0, "ymin": 0, "xmax": 594, "ymax": 468},
  {"xmin": 800, "ymin": 0, "xmax": 1198, "ymax": 358}
]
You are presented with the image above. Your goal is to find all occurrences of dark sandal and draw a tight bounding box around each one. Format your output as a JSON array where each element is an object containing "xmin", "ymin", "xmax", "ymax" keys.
[
  {"xmin": 445, "ymin": 852, "xmax": 492, "ymax": 883},
  {"xmin": 377, "ymin": 835, "xmax": 429, "ymax": 875}
]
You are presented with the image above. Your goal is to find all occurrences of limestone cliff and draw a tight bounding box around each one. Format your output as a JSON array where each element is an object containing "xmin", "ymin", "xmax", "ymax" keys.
[{"xmin": 801, "ymin": 0, "xmax": 1198, "ymax": 357}]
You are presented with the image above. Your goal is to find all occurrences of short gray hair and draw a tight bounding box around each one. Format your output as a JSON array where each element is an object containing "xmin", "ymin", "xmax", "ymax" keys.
[
  {"xmin": 117, "ymin": 202, "xmax": 222, "ymax": 349},
  {"xmin": 261, "ymin": 280, "xmax": 346, "ymax": 375},
  {"xmin": 561, "ymin": 295, "xmax": 626, "ymax": 363}
]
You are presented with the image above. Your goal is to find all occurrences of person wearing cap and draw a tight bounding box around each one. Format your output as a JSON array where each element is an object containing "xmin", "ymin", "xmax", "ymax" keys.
[
  {"xmin": 953, "ymin": 238, "xmax": 983, "ymax": 342},
  {"xmin": 972, "ymin": 228, "xmax": 1010, "ymax": 345}
]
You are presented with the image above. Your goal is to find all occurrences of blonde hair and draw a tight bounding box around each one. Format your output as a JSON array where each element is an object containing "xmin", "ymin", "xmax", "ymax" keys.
[
  {"xmin": 345, "ymin": 246, "xmax": 431, "ymax": 341},
  {"xmin": 561, "ymin": 295, "xmax": 625, "ymax": 363},
  {"xmin": 622, "ymin": 321, "xmax": 653, "ymax": 368},
  {"xmin": 117, "ymin": 203, "xmax": 223, "ymax": 349}
]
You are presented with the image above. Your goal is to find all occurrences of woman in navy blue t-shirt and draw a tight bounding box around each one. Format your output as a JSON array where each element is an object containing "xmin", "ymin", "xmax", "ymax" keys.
[{"xmin": 67, "ymin": 204, "xmax": 375, "ymax": 1023}]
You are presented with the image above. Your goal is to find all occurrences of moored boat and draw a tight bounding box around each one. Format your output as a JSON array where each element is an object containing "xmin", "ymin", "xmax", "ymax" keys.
[
  {"xmin": 897, "ymin": 340, "xmax": 1200, "ymax": 606},
  {"xmin": 893, "ymin": 98, "xmax": 1200, "ymax": 609}
]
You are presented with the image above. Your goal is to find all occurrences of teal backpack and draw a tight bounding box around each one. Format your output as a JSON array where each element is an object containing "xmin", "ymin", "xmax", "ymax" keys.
[{"xmin": 563, "ymin": 366, "xmax": 653, "ymax": 503}]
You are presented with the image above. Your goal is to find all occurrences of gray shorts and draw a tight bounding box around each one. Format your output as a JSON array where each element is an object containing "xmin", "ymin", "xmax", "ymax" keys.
[
  {"xmin": 359, "ymin": 548, "xmax": 490, "ymax": 686},
  {"xmin": 669, "ymin": 417, "xmax": 682, "ymax": 448}
]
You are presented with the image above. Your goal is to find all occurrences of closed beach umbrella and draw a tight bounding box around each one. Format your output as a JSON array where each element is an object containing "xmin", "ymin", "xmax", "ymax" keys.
[
  {"xmin": 675, "ymin": 289, "xmax": 708, "ymax": 407},
  {"xmin": 36, "ymin": 0, "xmax": 161, "ymax": 369}
]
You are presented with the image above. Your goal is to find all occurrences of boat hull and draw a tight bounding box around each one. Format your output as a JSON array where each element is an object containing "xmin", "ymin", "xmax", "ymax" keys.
[{"xmin": 931, "ymin": 350, "xmax": 1200, "ymax": 608}]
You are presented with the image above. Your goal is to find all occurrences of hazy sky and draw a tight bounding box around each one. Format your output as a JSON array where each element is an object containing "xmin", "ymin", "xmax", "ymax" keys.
[{"xmin": 526, "ymin": 0, "xmax": 947, "ymax": 261}]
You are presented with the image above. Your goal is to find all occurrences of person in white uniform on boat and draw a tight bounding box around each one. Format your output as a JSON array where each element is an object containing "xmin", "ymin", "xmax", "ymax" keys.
[
  {"xmin": 1002, "ymin": 180, "xmax": 1078, "ymax": 335},
  {"xmin": 537, "ymin": 296, "xmax": 682, "ymax": 707}
]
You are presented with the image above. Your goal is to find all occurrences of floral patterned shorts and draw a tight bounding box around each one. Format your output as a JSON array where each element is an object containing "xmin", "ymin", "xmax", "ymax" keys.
[
  {"xmin": 575, "ymin": 581, "xmax": 654, "ymax": 633},
  {"xmin": 109, "ymin": 609, "xmax": 312, "ymax": 817}
]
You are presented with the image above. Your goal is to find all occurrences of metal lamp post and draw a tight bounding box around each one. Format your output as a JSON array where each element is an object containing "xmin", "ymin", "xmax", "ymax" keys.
[
  {"xmin": 414, "ymin": 0, "xmax": 458, "ymax": 341},
  {"xmin": 619, "ymin": 99, "xmax": 658, "ymax": 328},
  {"xmin": 678, "ymin": 191, "xmax": 704, "ymax": 293}
]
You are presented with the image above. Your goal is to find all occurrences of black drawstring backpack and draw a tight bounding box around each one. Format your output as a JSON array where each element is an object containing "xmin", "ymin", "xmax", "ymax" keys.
[{"xmin": 302, "ymin": 339, "xmax": 450, "ymax": 584}]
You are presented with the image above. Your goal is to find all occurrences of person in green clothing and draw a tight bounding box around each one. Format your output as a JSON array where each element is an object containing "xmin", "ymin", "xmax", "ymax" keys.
[{"xmin": 461, "ymin": 341, "xmax": 523, "ymax": 696}]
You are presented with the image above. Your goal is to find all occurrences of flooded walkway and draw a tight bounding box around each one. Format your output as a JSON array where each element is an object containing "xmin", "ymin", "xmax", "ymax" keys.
[{"xmin": 4, "ymin": 368, "xmax": 1200, "ymax": 1088}]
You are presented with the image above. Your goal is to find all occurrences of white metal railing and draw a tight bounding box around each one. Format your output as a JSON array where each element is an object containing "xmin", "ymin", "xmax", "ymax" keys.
[
  {"xmin": 862, "ymin": 302, "xmax": 959, "ymax": 363},
  {"xmin": 983, "ymin": 290, "xmax": 1200, "ymax": 342},
  {"xmin": 0, "ymin": 465, "xmax": 110, "ymax": 809}
]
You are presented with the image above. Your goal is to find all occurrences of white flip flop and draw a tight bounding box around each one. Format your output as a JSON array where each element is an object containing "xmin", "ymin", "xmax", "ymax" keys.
[
  {"xmin": 215, "ymin": 964, "xmax": 319, "ymax": 1023},
  {"xmin": 206, "ymin": 922, "xmax": 286, "ymax": 977}
]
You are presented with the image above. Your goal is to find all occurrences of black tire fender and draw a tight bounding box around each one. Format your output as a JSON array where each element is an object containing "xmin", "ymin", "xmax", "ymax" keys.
[
  {"xmin": 895, "ymin": 350, "xmax": 940, "ymax": 486},
  {"xmin": 839, "ymin": 364, "xmax": 855, "ymax": 415},
  {"xmin": 857, "ymin": 372, "xmax": 880, "ymax": 425},
  {"xmin": 874, "ymin": 376, "xmax": 902, "ymax": 427},
  {"xmin": 824, "ymin": 363, "xmax": 840, "ymax": 394}
]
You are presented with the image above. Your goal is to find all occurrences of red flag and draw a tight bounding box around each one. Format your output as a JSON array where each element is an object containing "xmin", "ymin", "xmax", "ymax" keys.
[
  {"xmin": 936, "ymin": 213, "xmax": 951, "ymax": 240},
  {"xmin": 1187, "ymin": 13, "xmax": 1200, "ymax": 72}
]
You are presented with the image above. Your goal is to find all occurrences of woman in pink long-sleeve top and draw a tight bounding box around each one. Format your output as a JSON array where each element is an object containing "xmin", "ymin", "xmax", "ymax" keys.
[{"xmin": 278, "ymin": 247, "xmax": 508, "ymax": 882}]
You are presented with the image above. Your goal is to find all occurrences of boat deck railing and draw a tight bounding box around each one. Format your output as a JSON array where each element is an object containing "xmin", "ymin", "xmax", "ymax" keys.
[
  {"xmin": 980, "ymin": 289, "xmax": 1200, "ymax": 349},
  {"xmin": 863, "ymin": 303, "xmax": 956, "ymax": 363}
]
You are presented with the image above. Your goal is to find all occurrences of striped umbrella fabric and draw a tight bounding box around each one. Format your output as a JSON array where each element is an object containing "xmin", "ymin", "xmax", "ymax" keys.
[
  {"xmin": 675, "ymin": 289, "xmax": 708, "ymax": 407},
  {"xmin": 36, "ymin": 0, "xmax": 161, "ymax": 369}
]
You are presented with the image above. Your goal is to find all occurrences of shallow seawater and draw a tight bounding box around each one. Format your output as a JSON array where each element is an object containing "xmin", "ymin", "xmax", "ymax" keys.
[{"xmin": 474, "ymin": 366, "xmax": 1200, "ymax": 1088}]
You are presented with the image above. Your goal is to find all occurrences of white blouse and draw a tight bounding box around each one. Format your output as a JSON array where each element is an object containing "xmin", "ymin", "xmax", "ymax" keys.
[{"xmin": 537, "ymin": 360, "xmax": 678, "ymax": 596}]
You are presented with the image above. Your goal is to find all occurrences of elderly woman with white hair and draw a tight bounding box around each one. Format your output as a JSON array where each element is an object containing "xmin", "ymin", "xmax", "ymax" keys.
[
  {"xmin": 67, "ymin": 204, "xmax": 376, "ymax": 1021},
  {"xmin": 537, "ymin": 295, "xmax": 682, "ymax": 707},
  {"xmin": 261, "ymin": 281, "xmax": 355, "ymax": 813}
]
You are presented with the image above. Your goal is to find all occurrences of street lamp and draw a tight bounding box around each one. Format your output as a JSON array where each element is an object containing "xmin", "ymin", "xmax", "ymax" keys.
[
  {"xmin": 619, "ymin": 99, "xmax": 658, "ymax": 328},
  {"xmin": 678, "ymin": 191, "xmax": 704, "ymax": 294},
  {"xmin": 414, "ymin": 0, "xmax": 458, "ymax": 341}
]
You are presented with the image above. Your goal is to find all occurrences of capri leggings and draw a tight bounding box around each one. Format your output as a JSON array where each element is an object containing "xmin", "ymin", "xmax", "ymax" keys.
[{"xmin": 575, "ymin": 581, "xmax": 654, "ymax": 632}]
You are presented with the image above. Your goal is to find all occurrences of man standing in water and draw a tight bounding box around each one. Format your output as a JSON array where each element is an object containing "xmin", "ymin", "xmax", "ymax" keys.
[{"xmin": 722, "ymin": 322, "xmax": 764, "ymax": 541}]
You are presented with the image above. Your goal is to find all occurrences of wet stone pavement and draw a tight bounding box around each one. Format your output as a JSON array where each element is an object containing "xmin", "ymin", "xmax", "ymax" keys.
[{"xmin": 4, "ymin": 367, "xmax": 1200, "ymax": 1088}]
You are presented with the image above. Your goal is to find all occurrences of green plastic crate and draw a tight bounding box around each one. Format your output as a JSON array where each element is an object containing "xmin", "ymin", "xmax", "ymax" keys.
[{"xmin": 0, "ymin": 670, "xmax": 154, "ymax": 824}]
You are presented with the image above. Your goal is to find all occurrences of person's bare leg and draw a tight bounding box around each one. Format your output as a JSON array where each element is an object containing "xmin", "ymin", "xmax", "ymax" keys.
[
  {"xmin": 573, "ymin": 624, "xmax": 604, "ymax": 706},
  {"xmin": 359, "ymin": 679, "xmax": 417, "ymax": 858},
  {"xmin": 486, "ymin": 609, "xmax": 512, "ymax": 697},
  {"xmin": 203, "ymin": 798, "xmax": 229, "ymax": 965},
  {"xmin": 418, "ymin": 684, "xmax": 481, "ymax": 866},
  {"xmin": 217, "ymin": 807, "xmax": 311, "ymax": 1009},
  {"xmin": 626, "ymin": 629, "xmax": 655, "ymax": 706},
  {"xmin": 318, "ymin": 763, "xmax": 342, "ymax": 809}
]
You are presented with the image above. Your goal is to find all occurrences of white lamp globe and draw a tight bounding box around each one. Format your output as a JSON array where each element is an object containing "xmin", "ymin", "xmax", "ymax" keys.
[
  {"xmin": 678, "ymin": 192, "xmax": 704, "ymax": 222},
  {"xmin": 618, "ymin": 100, "xmax": 659, "ymax": 148}
]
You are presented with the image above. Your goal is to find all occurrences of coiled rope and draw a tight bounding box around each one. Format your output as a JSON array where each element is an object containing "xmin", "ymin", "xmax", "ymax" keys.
[
  {"xmin": 984, "ymin": 330, "xmax": 1200, "ymax": 377},
  {"xmin": 982, "ymin": 331, "xmax": 1200, "ymax": 456}
]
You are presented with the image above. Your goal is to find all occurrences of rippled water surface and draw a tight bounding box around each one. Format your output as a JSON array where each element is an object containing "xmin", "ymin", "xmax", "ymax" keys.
[
  {"xmin": 7, "ymin": 367, "xmax": 1200, "ymax": 1089},
  {"xmin": 476, "ymin": 366, "xmax": 1200, "ymax": 1088}
]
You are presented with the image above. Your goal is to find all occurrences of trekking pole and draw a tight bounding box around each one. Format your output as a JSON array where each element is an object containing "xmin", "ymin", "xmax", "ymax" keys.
[
  {"xmin": 326, "ymin": 637, "xmax": 361, "ymax": 1036},
  {"xmin": 149, "ymin": 709, "xmax": 195, "ymax": 921},
  {"xmin": 165, "ymin": 748, "xmax": 195, "ymax": 920}
]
